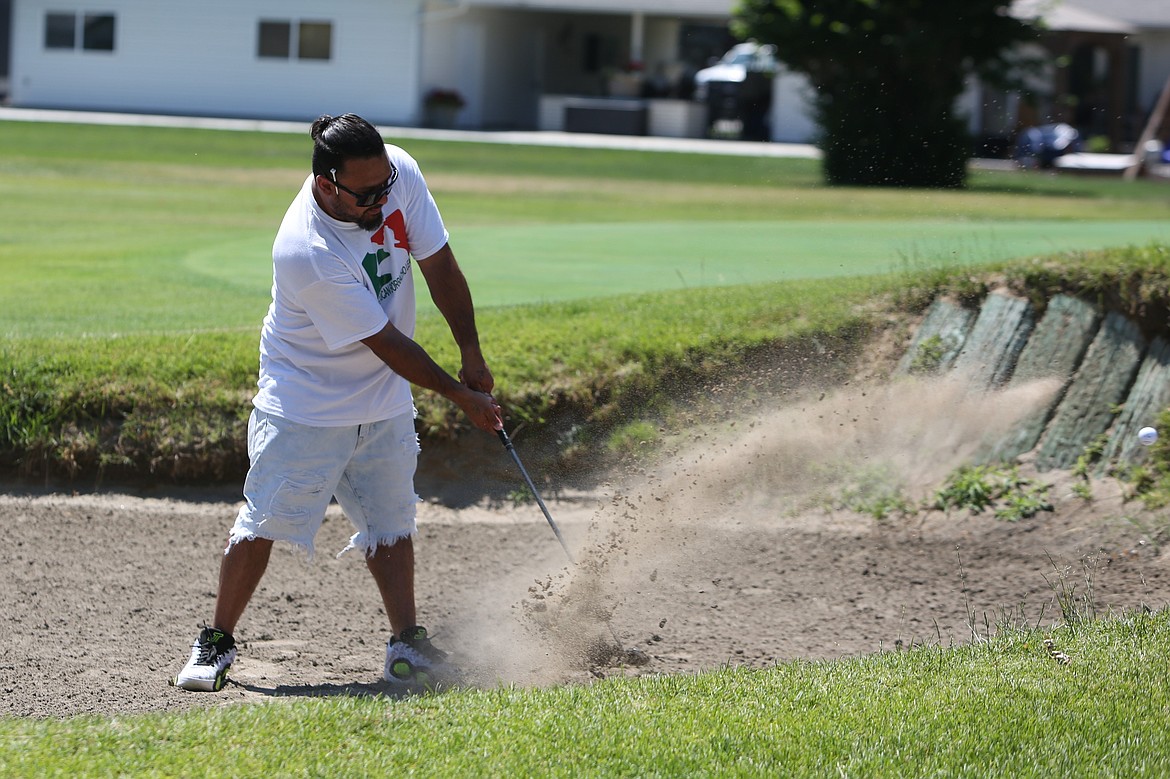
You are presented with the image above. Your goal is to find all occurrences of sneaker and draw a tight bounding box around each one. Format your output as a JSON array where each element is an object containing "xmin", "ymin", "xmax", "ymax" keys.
[
  {"xmin": 174, "ymin": 626, "xmax": 237, "ymax": 691},
  {"xmin": 384, "ymin": 626, "xmax": 456, "ymax": 687}
]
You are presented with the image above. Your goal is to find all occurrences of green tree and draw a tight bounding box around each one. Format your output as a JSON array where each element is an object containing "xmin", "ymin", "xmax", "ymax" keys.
[{"xmin": 734, "ymin": 0, "xmax": 1040, "ymax": 188}]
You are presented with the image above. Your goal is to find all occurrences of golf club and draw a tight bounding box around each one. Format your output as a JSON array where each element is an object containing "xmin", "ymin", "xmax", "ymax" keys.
[
  {"xmin": 497, "ymin": 428, "xmax": 635, "ymax": 655},
  {"xmin": 496, "ymin": 428, "xmax": 575, "ymax": 564}
]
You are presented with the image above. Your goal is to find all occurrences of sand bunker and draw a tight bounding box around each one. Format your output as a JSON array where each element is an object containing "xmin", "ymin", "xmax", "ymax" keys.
[{"xmin": 3, "ymin": 375, "xmax": 1167, "ymax": 718}]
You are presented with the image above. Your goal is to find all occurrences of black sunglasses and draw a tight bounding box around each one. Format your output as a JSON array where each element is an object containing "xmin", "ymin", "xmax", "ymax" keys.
[{"xmin": 329, "ymin": 162, "xmax": 399, "ymax": 207}]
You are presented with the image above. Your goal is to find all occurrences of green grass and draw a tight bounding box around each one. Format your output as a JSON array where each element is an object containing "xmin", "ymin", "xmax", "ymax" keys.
[
  {"xmin": 3, "ymin": 119, "xmax": 1170, "ymax": 481},
  {"xmin": 3, "ymin": 120, "xmax": 1170, "ymax": 336},
  {"xmin": 5, "ymin": 121, "xmax": 1170, "ymax": 775},
  {"xmin": 0, "ymin": 274, "xmax": 885, "ymax": 479},
  {"xmin": 2, "ymin": 612, "xmax": 1168, "ymax": 777}
]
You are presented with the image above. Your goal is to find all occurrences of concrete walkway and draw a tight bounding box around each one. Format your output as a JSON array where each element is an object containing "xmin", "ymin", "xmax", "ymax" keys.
[
  {"xmin": 0, "ymin": 106, "xmax": 822, "ymax": 159},
  {"xmin": 11, "ymin": 106, "xmax": 1100, "ymax": 171}
]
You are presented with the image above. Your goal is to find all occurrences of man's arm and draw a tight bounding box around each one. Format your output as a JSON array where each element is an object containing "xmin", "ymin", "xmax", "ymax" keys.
[
  {"xmin": 416, "ymin": 243, "xmax": 494, "ymax": 395},
  {"xmin": 360, "ymin": 322, "xmax": 501, "ymax": 432}
]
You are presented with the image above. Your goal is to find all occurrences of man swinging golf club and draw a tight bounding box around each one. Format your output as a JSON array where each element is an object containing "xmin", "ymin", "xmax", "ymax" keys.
[{"xmin": 174, "ymin": 113, "xmax": 502, "ymax": 691}]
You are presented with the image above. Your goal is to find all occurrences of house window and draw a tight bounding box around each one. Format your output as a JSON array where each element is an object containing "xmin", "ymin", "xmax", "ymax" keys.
[
  {"xmin": 43, "ymin": 11, "xmax": 115, "ymax": 51},
  {"xmin": 257, "ymin": 19, "xmax": 332, "ymax": 61},
  {"xmin": 82, "ymin": 14, "xmax": 116, "ymax": 51},
  {"xmin": 45, "ymin": 13, "xmax": 76, "ymax": 49},
  {"xmin": 298, "ymin": 21, "xmax": 332, "ymax": 61},
  {"xmin": 258, "ymin": 20, "xmax": 291, "ymax": 58}
]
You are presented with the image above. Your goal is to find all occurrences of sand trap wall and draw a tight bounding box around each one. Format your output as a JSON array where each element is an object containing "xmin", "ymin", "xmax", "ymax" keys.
[{"xmin": 899, "ymin": 291, "xmax": 1166, "ymax": 472}]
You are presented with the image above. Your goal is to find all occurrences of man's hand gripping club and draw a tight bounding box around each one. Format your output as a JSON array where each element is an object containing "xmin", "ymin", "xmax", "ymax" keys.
[{"xmin": 360, "ymin": 323, "xmax": 502, "ymax": 434}]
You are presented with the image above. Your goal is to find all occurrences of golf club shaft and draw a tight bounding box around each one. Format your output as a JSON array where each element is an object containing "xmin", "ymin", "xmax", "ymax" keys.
[
  {"xmin": 497, "ymin": 429, "xmax": 625, "ymax": 648},
  {"xmin": 497, "ymin": 428, "xmax": 575, "ymax": 564}
]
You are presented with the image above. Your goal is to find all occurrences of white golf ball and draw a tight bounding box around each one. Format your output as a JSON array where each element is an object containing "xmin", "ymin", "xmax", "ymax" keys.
[{"xmin": 1139, "ymin": 426, "xmax": 1158, "ymax": 446}]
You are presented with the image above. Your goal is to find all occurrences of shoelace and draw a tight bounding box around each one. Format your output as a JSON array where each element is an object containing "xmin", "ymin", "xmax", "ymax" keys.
[
  {"xmin": 195, "ymin": 640, "xmax": 229, "ymax": 665},
  {"xmin": 396, "ymin": 632, "xmax": 448, "ymax": 662}
]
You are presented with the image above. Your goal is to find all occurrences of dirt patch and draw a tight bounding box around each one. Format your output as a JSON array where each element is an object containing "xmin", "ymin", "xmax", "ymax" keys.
[{"xmin": 3, "ymin": 376, "xmax": 1168, "ymax": 719}]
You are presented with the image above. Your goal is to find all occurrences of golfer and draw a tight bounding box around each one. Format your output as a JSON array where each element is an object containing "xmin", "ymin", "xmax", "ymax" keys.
[{"xmin": 175, "ymin": 113, "xmax": 502, "ymax": 691}]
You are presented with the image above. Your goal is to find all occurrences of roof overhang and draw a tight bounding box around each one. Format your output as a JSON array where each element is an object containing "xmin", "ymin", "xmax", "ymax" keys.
[
  {"xmin": 1013, "ymin": 0, "xmax": 1138, "ymax": 34},
  {"xmin": 454, "ymin": 0, "xmax": 733, "ymax": 17},
  {"xmin": 445, "ymin": 0, "xmax": 1145, "ymax": 33}
]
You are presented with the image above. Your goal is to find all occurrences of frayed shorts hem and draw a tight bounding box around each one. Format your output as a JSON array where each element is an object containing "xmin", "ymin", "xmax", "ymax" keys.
[
  {"xmin": 229, "ymin": 409, "xmax": 420, "ymax": 560},
  {"xmin": 336, "ymin": 528, "xmax": 416, "ymax": 559}
]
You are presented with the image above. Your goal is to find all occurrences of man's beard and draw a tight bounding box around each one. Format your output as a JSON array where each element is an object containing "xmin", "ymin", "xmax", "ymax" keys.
[{"xmin": 356, "ymin": 209, "xmax": 384, "ymax": 231}]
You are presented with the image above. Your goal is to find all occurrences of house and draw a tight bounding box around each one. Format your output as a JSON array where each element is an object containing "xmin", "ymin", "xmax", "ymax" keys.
[
  {"xmin": 1071, "ymin": 0, "xmax": 1170, "ymax": 120},
  {"xmin": 2, "ymin": 0, "xmax": 735, "ymax": 130},
  {"xmin": 1005, "ymin": 0, "xmax": 1170, "ymax": 151},
  {"xmin": 6, "ymin": 0, "xmax": 430, "ymax": 124},
  {"xmin": 3, "ymin": 0, "xmax": 1169, "ymax": 151}
]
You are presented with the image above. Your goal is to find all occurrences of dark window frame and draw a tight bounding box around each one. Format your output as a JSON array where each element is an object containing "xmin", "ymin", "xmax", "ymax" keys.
[
  {"xmin": 257, "ymin": 19, "xmax": 291, "ymax": 59},
  {"xmin": 44, "ymin": 11, "xmax": 116, "ymax": 52},
  {"xmin": 257, "ymin": 18, "xmax": 333, "ymax": 62},
  {"xmin": 44, "ymin": 12, "xmax": 77, "ymax": 49},
  {"xmin": 81, "ymin": 13, "xmax": 115, "ymax": 51},
  {"xmin": 297, "ymin": 20, "xmax": 332, "ymax": 61}
]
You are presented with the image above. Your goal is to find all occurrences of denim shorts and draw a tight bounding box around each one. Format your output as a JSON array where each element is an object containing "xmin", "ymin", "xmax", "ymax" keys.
[{"xmin": 228, "ymin": 409, "xmax": 421, "ymax": 559}]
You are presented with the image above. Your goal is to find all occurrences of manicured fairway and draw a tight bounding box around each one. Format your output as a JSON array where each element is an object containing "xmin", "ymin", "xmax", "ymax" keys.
[
  {"xmin": 5, "ymin": 119, "xmax": 1170, "ymax": 337},
  {"xmin": 185, "ymin": 221, "xmax": 1170, "ymax": 297},
  {"xmin": 10, "ymin": 217, "xmax": 1170, "ymax": 337},
  {"xmin": 447, "ymin": 218, "xmax": 1170, "ymax": 304}
]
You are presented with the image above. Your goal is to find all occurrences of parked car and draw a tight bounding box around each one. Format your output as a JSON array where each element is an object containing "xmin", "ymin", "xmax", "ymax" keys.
[{"xmin": 693, "ymin": 42, "xmax": 777, "ymax": 102}]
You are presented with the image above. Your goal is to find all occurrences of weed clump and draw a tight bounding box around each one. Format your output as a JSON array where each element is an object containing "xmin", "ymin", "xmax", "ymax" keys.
[{"xmin": 933, "ymin": 464, "xmax": 1053, "ymax": 521}]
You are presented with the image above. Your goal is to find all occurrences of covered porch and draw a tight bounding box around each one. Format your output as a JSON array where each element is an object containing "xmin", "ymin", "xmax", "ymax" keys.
[{"xmin": 419, "ymin": 0, "xmax": 735, "ymax": 137}]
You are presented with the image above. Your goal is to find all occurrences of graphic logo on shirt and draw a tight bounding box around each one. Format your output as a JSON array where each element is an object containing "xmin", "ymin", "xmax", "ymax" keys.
[
  {"xmin": 363, "ymin": 210, "xmax": 411, "ymax": 301},
  {"xmin": 362, "ymin": 250, "xmax": 412, "ymax": 302},
  {"xmin": 372, "ymin": 210, "xmax": 408, "ymax": 250}
]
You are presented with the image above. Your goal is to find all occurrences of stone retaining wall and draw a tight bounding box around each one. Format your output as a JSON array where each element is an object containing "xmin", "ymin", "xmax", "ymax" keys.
[{"xmin": 900, "ymin": 291, "xmax": 1167, "ymax": 472}]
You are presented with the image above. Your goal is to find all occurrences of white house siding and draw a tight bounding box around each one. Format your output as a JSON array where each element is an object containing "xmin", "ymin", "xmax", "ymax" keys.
[
  {"xmin": 422, "ymin": 7, "xmax": 625, "ymax": 129},
  {"xmin": 770, "ymin": 66, "xmax": 816, "ymax": 144},
  {"xmin": 10, "ymin": 0, "xmax": 424, "ymax": 123},
  {"xmin": 471, "ymin": 10, "xmax": 544, "ymax": 129},
  {"xmin": 1136, "ymin": 29, "xmax": 1170, "ymax": 114},
  {"xmin": 420, "ymin": 7, "xmax": 534, "ymax": 130}
]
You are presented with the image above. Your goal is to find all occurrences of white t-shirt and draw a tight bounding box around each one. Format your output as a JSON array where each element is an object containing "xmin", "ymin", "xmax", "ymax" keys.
[{"xmin": 252, "ymin": 144, "xmax": 449, "ymax": 426}]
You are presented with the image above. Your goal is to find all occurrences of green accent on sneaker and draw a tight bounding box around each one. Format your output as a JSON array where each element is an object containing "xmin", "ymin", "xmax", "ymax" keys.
[
  {"xmin": 390, "ymin": 659, "xmax": 413, "ymax": 680},
  {"xmin": 402, "ymin": 626, "xmax": 427, "ymax": 642}
]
